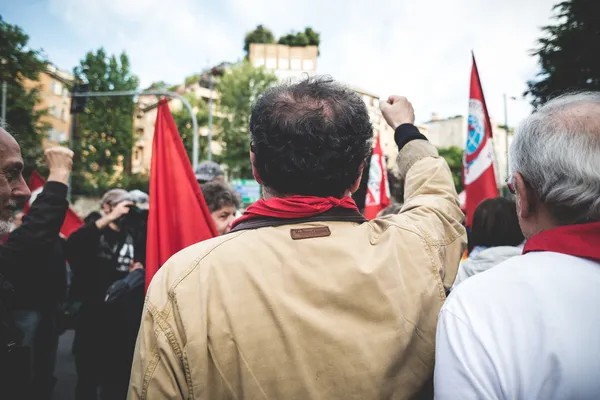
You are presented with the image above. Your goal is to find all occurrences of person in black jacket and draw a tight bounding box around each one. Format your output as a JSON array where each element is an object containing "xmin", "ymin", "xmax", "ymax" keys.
[
  {"xmin": 66, "ymin": 189, "xmax": 147, "ymax": 400},
  {"xmin": 0, "ymin": 126, "xmax": 73, "ymax": 396}
]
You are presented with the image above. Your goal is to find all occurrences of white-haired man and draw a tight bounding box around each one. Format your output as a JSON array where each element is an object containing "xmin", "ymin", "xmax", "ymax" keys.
[{"xmin": 435, "ymin": 93, "xmax": 600, "ymax": 399}]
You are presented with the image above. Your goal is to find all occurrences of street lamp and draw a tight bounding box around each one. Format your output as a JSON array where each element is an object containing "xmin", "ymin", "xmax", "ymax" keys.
[
  {"xmin": 503, "ymin": 93, "xmax": 518, "ymax": 195},
  {"xmin": 1, "ymin": 58, "xmax": 7, "ymax": 127}
]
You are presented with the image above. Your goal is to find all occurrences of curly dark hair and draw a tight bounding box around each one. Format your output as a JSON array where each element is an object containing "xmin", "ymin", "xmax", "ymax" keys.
[
  {"xmin": 200, "ymin": 182, "xmax": 241, "ymax": 213},
  {"xmin": 471, "ymin": 197, "xmax": 524, "ymax": 248},
  {"xmin": 249, "ymin": 76, "xmax": 373, "ymax": 197}
]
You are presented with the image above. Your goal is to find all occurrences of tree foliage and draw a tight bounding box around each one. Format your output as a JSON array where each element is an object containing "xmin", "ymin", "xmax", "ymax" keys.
[
  {"xmin": 526, "ymin": 0, "xmax": 600, "ymax": 107},
  {"xmin": 278, "ymin": 27, "xmax": 321, "ymax": 49},
  {"xmin": 438, "ymin": 146, "xmax": 464, "ymax": 193},
  {"xmin": 72, "ymin": 48, "xmax": 139, "ymax": 195},
  {"xmin": 215, "ymin": 61, "xmax": 277, "ymax": 178},
  {"xmin": 244, "ymin": 25, "xmax": 275, "ymax": 55},
  {"xmin": 0, "ymin": 17, "xmax": 49, "ymax": 178}
]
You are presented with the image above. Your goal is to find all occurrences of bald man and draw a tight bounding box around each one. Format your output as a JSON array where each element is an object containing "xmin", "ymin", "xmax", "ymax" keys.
[{"xmin": 0, "ymin": 127, "xmax": 74, "ymax": 394}]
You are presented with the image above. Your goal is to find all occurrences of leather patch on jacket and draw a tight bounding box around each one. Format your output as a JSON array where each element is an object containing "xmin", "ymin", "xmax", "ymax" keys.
[{"xmin": 290, "ymin": 226, "xmax": 331, "ymax": 240}]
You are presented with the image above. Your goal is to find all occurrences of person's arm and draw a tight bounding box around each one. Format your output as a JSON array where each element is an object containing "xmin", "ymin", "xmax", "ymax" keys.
[
  {"xmin": 65, "ymin": 201, "xmax": 132, "ymax": 271},
  {"xmin": 0, "ymin": 147, "xmax": 73, "ymax": 290},
  {"xmin": 434, "ymin": 307, "xmax": 504, "ymax": 399},
  {"xmin": 381, "ymin": 96, "xmax": 466, "ymax": 289}
]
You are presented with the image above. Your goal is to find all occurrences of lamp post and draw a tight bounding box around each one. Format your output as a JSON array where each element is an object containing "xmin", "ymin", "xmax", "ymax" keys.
[
  {"xmin": 503, "ymin": 93, "xmax": 518, "ymax": 196},
  {"xmin": 1, "ymin": 58, "xmax": 7, "ymax": 127}
]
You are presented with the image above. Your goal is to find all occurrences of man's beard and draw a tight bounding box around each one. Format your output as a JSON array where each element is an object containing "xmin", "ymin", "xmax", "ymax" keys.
[
  {"xmin": 1, "ymin": 200, "xmax": 19, "ymax": 235},
  {"xmin": 0, "ymin": 220, "xmax": 11, "ymax": 235}
]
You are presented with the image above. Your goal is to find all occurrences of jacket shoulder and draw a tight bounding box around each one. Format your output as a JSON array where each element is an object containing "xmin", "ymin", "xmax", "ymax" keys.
[{"xmin": 145, "ymin": 231, "xmax": 248, "ymax": 308}]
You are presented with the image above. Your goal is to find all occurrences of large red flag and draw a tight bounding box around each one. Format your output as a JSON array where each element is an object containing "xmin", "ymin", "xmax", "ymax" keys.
[
  {"xmin": 24, "ymin": 170, "xmax": 83, "ymax": 237},
  {"xmin": 463, "ymin": 54, "xmax": 498, "ymax": 226},
  {"xmin": 364, "ymin": 135, "xmax": 391, "ymax": 220},
  {"xmin": 146, "ymin": 99, "xmax": 217, "ymax": 291}
]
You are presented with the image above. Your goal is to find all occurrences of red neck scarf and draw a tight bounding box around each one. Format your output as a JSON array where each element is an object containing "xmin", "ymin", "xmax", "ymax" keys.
[
  {"xmin": 523, "ymin": 221, "xmax": 600, "ymax": 262},
  {"xmin": 231, "ymin": 195, "xmax": 359, "ymax": 229}
]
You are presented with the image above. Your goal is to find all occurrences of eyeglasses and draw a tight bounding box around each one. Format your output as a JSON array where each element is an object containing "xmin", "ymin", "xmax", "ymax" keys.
[{"xmin": 506, "ymin": 176, "xmax": 516, "ymax": 195}]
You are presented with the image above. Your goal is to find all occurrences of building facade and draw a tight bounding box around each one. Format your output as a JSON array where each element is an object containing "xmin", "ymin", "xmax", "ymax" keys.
[
  {"xmin": 132, "ymin": 83, "xmax": 221, "ymax": 174},
  {"xmin": 248, "ymin": 43, "xmax": 318, "ymax": 80},
  {"xmin": 22, "ymin": 64, "xmax": 74, "ymax": 146}
]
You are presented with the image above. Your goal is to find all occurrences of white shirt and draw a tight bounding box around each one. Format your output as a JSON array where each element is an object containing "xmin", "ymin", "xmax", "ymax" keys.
[{"xmin": 435, "ymin": 251, "xmax": 600, "ymax": 399}]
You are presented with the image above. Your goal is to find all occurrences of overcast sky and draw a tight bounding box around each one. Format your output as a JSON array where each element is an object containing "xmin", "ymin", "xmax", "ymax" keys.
[{"xmin": 3, "ymin": 0, "xmax": 556, "ymax": 125}]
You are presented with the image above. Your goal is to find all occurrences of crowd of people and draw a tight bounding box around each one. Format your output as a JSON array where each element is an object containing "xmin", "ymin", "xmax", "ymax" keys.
[{"xmin": 0, "ymin": 77, "xmax": 598, "ymax": 399}]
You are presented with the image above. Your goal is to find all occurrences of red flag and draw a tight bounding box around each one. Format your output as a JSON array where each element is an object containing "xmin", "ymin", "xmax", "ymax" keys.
[
  {"xmin": 24, "ymin": 170, "xmax": 83, "ymax": 238},
  {"xmin": 364, "ymin": 135, "xmax": 391, "ymax": 220},
  {"xmin": 146, "ymin": 99, "xmax": 217, "ymax": 291},
  {"xmin": 463, "ymin": 54, "xmax": 498, "ymax": 226}
]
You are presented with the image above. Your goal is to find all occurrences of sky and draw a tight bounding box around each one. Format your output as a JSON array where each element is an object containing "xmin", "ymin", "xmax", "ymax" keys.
[{"xmin": 2, "ymin": 0, "xmax": 556, "ymax": 125}]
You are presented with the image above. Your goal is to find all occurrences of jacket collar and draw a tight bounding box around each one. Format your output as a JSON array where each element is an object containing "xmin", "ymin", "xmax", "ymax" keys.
[
  {"xmin": 229, "ymin": 208, "xmax": 367, "ymax": 233},
  {"xmin": 523, "ymin": 221, "xmax": 600, "ymax": 262}
]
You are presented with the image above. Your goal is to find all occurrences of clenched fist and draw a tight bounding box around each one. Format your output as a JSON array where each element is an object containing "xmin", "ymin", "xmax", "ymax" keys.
[
  {"xmin": 380, "ymin": 95, "xmax": 415, "ymax": 130},
  {"xmin": 45, "ymin": 146, "xmax": 74, "ymax": 185}
]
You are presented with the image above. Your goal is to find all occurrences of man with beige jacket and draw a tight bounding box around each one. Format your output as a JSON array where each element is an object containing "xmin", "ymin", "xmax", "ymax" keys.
[{"xmin": 128, "ymin": 76, "xmax": 466, "ymax": 399}]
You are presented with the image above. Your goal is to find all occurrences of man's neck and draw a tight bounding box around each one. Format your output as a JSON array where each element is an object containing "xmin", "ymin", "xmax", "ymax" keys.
[{"xmin": 261, "ymin": 187, "xmax": 353, "ymax": 201}]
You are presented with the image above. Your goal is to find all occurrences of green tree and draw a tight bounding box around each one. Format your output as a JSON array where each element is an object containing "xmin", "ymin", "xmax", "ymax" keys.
[
  {"xmin": 215, "ymin": 61, "xmax": 277, "ymax": 178},
  {"xmin": 244, "ymin": 25, "xmax": 275, "ymax": 55},
  {"xmin": 526, "ymin": 0, "xmax": 600, "ymax": 107},
  {"xmin": 0, "ymin": 18, "xmax": 49, "ymax": 178},
  {"xmin": 171, "ymin": 93, "xmax": 209, "ymax": 162},
  {"xmin": 73, "ymin": 48, "xmax": 139, "ymax": 195},
  {"xmin": 438, "ymin": 146, "xmax": 464, "ymax": 193},
  {"xmin": 278, "ymin": 27, "xmax": 320, "ymax": 52}
]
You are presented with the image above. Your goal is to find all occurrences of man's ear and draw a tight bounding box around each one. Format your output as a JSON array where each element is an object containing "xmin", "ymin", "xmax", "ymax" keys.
[
  {"xmin": 350, "ymin": 164, "xmax": 365, "ymax": 193},
  {"xmin": 515, "ymin": 172, "xmax": 535, "ymax": 219},
  {"xmin": 250, "ymin": 151, "xmax": 263, "ymax": 184},
  {"xmin": 102, "ymin": 203, "xmax": 111, "ymax": 214}
]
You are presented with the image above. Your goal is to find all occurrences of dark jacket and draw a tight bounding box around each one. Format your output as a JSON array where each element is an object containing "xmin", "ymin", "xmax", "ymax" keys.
[
  {"xmin": 66, "ymin": 221, "xmax": 146, "ymax": 306},
  {"xmin": 0, "ymin": 182, "xmax": 68, "ymax": 302},
  {"xmin": 0, "ymin": 182, "xmax": 68, "ymax": 392}
]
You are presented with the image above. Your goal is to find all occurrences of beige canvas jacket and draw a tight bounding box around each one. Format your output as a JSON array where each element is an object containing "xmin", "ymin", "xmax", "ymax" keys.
[{"xmin": 128, "ymin": 140, "xmax": 466, "ymax": 400}]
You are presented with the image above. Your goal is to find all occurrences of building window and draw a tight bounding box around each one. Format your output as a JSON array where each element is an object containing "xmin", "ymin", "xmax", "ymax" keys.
[
  {"xmin": 290, "ymin": 58, "xmax": 301, "ymax": 70},
  {"xmin": 49, "ymin": 105, "xmax": 57, "ymax": 118},
  {"xmin": 51, "ymin": 80, "xmax": 63, "ymax": 96},
  {"xmin": 303, "ymin": 59, "xmax": 314, "ymax": 70},
  {"xmin": 278, "ymin": 58, "xmax": 289, "ymax": 69},
  {"xmin": 253, "ymin": 58, "xmax": 265, "ymax": 67},
  {"xmin": 266, "ymin": 58, "xmax": 277, "ymax": 69},
  {"xmin": 60, "ymin": 109, "xmax": 66, "ymax": 121}
]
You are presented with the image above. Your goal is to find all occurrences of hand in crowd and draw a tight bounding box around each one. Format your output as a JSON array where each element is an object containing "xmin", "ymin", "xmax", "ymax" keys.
[
  {"xmin": 95, "ymin": 200, "xmax": 133, "ymax": 230},
  {"xmin": 130, "ymin": 262, "xmax": 144, "ymax": 272},
  {"xmin": 45, "ymin": 146, "xmax": 74, "ymax": 185},
  {"xmin": 380, "ymin": 95, "xmax": 415, "ymax": 129}
]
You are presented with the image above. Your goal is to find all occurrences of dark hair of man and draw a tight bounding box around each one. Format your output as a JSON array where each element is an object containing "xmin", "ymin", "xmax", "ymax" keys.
[
  {"xmin": 471, "ymin": 197, "xmax": 524, "ymax": 248},
  {"xmin": 249, "ymin": 76, "xmax": 373, "ymax": 197},
  {"xmin": 200, "ymin": 182, "xmax": 241, "ymax": 213}
]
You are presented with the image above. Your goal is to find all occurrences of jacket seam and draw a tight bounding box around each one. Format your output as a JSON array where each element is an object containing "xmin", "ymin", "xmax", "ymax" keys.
[{"xmin": 142, "ymin": 300, "xmax": 192, "ymax": 398}]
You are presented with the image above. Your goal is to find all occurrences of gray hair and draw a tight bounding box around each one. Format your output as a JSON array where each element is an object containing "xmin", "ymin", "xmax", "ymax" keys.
[{"xmin": 510, "ymin": 92, "xmax": 600, "ymax": 224}]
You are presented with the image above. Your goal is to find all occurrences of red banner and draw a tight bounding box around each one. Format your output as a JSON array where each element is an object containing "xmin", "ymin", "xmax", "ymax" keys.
[
  {"xmin": 364, "ymin": 135, "xmax": 391, "ymax": 220},
  {"xmin": 145, "ymin": 99, "xmax": 217, "ymax": 291},
  {"xmin": 463, "ymin": 54, "xmax": 498, "ymax": 226}
]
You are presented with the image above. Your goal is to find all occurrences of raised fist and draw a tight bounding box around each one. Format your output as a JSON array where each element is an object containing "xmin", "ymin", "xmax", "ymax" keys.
[
  {"xmin": 380, "ymin": 95, "xmax": 415, "ymax": 129},
  {"xmin": 45, "ymin": 146, "xmax": 74, "ymax": 185}
]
